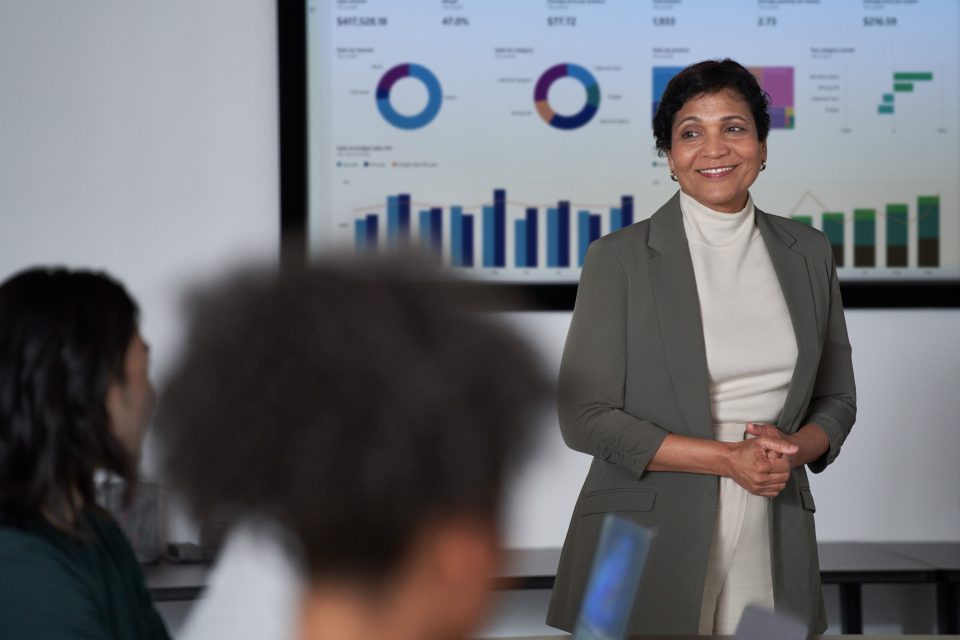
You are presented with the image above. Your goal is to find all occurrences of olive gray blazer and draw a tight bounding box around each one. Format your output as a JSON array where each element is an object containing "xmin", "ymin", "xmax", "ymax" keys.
[{"xmin": 546, "ymin": 193, "xmax": 856, "ymax": 635}]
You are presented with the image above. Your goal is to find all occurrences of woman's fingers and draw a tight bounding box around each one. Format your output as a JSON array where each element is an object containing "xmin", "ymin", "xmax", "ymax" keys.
[
  {"xmin": 729, "ymin": 438, "xmax": 796, "ymax": 495},
  {"xmin": 746, "ymin": 466, "xmax": 790, "ymax": 495},
  {"xmin": 757, "ymin": 436, "xmax": 799, "ymax": 456},
  {"xmin": 745, "ymin": 422, "xmax": 767, "ymax": 437}
]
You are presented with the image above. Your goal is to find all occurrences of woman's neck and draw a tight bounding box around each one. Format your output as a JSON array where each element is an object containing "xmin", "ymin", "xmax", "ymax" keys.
[{"xmin": 41, "ymin": 485, "xmax": 86, "ymax": 531}]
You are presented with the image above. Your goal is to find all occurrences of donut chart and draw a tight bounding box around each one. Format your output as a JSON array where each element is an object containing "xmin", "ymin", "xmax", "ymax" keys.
[
  {"xmin": 534, "ymin": 63, "xmax": 600, "ymax": 130},
  {"xmin": 376, "ymin": 63, "xmax": 442, "ymax": 130}
]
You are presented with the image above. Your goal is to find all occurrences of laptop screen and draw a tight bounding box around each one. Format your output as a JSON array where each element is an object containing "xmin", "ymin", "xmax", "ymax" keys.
[{"xmin": 573, "ymin": 514, "xmax": 654, "ymax": 640}]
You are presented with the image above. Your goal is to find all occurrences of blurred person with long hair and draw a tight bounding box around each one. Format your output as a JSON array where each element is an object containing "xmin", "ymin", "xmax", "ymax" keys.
[{"xmin": 0, "ymin": 267, "xmax": 169, "ymax": 639}]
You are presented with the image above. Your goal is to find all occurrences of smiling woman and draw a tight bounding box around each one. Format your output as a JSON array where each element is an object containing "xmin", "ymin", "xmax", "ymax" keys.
[
  {"xmin": 665, "ymin": 89, "xmax": 767, "ymax": 213},
  {"xmin": 547, "ymin": 59, "xmax": 856, "ymax": 636}
]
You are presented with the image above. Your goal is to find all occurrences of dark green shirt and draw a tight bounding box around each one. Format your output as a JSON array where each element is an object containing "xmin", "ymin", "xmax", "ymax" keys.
[{"xmin": 0, "ymin": 507, "xmax": 170, "ymax": 639}]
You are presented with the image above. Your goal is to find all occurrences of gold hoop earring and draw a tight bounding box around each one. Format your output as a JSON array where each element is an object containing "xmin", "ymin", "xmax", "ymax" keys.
[{"xmin": 670, "ymin": 173, "xmax": 678, "ymax": 182}]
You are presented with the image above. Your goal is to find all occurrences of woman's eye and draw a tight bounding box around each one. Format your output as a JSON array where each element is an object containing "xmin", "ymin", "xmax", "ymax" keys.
[
  {"xmin": 680, "ymin": 130, "xmax": 699, "ymax": 139},
  {"xmin": 727, "ymin": 126, "xmax": 745, "ymax": 133}
]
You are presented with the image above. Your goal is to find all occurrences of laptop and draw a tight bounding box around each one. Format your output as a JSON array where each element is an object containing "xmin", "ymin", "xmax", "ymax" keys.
[{"xmin": 573, "ymin": 514, "xmax": 655, "ymax": 640}]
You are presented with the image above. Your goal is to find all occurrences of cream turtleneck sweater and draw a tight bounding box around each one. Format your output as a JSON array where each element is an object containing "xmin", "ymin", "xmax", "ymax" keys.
[{"xmin": 678, "ymin": 191, "xmax": 798, "ymax": 425}]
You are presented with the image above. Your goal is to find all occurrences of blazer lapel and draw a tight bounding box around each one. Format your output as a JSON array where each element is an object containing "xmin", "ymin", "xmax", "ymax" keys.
[
  {"xmin": 647, "ymin": 194, "xmax": 714, "ymax": 442},
  {"xmin": 755, "ymin": 208, "xmax": 820, "ymax": 432}
]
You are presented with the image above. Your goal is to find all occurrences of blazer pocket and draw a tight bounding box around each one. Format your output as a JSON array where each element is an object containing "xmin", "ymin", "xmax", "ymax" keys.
[
  {"xmin": 580, "ymin": 488, "xmax": 656, "ymax": 516},
  {"xmin": 799, "ymin": 488, "xmax": 817, "ymax": 513}
]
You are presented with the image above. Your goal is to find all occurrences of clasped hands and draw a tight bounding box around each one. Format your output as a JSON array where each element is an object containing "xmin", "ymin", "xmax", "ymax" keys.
[{"xmin": 726, "ymin": 422, "xmax": 798, "ymax": 498}]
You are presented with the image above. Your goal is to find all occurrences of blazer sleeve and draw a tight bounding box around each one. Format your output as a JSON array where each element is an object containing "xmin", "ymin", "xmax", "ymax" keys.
[
  {"xmin": 557, "ymin": 239, "xmax": 669, "ymax": 478},
  {"xmin": 804, "ymin": 232, "xmax": 857, "ymax": 473}
]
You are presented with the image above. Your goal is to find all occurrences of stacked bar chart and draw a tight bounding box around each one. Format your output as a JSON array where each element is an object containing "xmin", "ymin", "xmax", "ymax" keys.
[
  {"xmin": 918, "ymin": 196, "xmax": 940, "ymax": 267},
  {"xmin": 854, "ymin": 208, "xmax": 877, "ymax": 267},
  {"xmin": 790, "ymin": 195, "xmax": 941, "ymax": 269},
  {"xmin": 886, "ymin": 204, "xmax": 908, "ymax": 267},
  {"xmin": 354, "ymin": 190, "xmax": 637, "ymax": 270},
  {"xmin": 652, "ymin": 66, "xmax": 795, "ymax": 128},
  {"xmin": 823, "ymin": 213, "xmax": 845, "ymax": 267}
]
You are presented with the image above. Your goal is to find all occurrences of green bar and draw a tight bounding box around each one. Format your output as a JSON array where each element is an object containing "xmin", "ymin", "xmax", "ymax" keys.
[
  {"xmin": 823, "ymin": 213, "xmax": 845, "ymax": 246},
  {"xmin": 854, "ymin": 209, "xmax": 876, "ymax": 246},
  {"xmin": 894, "ymin": 83, "xmax": 914, "ymax": 92},
  {"xmin": 792, "ymin": 215, "xmax": 813, "ymax": 226},
  {"xmin": 882, "ymin": 94, "xmax": 894, "ymax": 103},
  {"xmin": 885, "ymin": 204, "xmax": 908, "ymax": 247},
  {"xmin": 918, "ymin": 196, "xmax": 940, "ymax": 239},
  {"xmin": 878, "ymin": 105, "xmax": 894, "ymax": 114},
  {"xmin": 893, "ymin": 72, "xmax": 933, "ymax": 82}
]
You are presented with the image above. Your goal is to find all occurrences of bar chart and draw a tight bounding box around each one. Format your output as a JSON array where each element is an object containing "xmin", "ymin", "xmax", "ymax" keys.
[
  {"xmin": 877, "ymin": 71, "xmax": 934, "ymax": 115},
  {"xmin": 360, "ymin": 188, "xmax": 944, "ymax": 273},
  {"xmin": 354, "ymin": 189, "xmax": 636, "ymax": 270},
  {"xmin": 789, "ymin": 195, "xmax": 940, "ymax": 269}
]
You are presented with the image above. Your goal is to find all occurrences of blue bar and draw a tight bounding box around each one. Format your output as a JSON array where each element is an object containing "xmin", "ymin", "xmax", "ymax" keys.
[
  {"xmin": 493, "ymin": 189, "xmax": 506, "ymax": 267},
  {"xmin": 462, "ymin": 215, "xmax": 474, "ymax": 267},
  {"xmin": 450, "ymin": 206, "xmax": 463, "ymax": 267},
  {"xmin": 355, "ymin": 219, "xmax": 366, "ymax": 253},
  {"xmin": 387, "ymin": 195, "xmax": 400, "ymax": 242},
  {"xmin": 610, "ymin": 207, "xmax": 622, "ymax": 232},
  {"xmin": 429, "ymin": 208, "xmax": 443, "ymax": 256},
  {"xmin": 419, "ymin": 210, "xmax": 431, "ymax": 247},
  {"xmin": 525, "ymin": 207, "xmax": 538, "ymax": 268},
  {"xmin": 578, "ymin": 211, "xmax": 591, "ymax": 266},
  {"xmin": 482, "ymin": 205, "xmax": 495, "ymax": 268},
  {"xmin": 558, "ymin": 201, "xmax": 570, "ymax": 268},
  {"xmin": 547, "ymin": 208, "xmax": 559, "ymax": 268},
  {"xmin": 515, "ymin": 220, "xmax": 528, "ymax": 268},
  {"xmin": 590, "ymin": 214, "xmax": 601, "ymax": 245},
  {"xmin": 365, "ymin": 214, "xmax": 379, "ymax": 250},
  {"xmin": 397, "ymin": 194, "xmax": 411, "ymax": 239},
  {"xmin": 621, "ymin": 195, "xmax": 634, "ymax": 226}
]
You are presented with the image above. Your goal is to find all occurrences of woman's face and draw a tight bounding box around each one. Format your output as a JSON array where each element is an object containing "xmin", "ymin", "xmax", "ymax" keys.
[
  {"xmin": 105, "ymin": 331, "xmax": 156, "ymax": 460},
  {"xmin": 665, "ymin": 88, "xmax": 766, "ymax": 213}
]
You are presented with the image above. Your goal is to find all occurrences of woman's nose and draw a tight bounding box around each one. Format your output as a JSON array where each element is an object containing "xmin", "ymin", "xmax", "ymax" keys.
[{"xmin": 701, "ymin": 132, "xmax": 729, "ymax": 157}]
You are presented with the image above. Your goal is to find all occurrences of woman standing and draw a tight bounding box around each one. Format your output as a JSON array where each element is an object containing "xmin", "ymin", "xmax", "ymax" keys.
[
  {"xmin": 546, "ymin": 59, "xmax": 855, "ymax": 635},
  {"xmin": 0, "ymin": 268, "xmax": 169, "ymax": 639}
]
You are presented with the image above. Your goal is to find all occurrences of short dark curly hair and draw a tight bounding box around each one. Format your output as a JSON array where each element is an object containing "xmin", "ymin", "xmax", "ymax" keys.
[
  {"xmin": 157, "ymin": 257, "xmax": 547, "ymax": 583},
  {"xmin": 0, "ymin": 267, "xmax": 139, "ymax": 532},
  {"xmin": 653, "ymin": 58, "xmax": 771, "ymax": 155}
]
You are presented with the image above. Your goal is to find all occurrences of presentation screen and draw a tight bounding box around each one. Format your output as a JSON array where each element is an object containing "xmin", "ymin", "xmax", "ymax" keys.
[{"xmin": 306, "ymin": 0, "xmax": 959, "ymax": 285}]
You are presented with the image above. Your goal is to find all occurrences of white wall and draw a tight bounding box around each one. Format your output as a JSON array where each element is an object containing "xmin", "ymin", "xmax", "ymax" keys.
[
  {"xmin": 499, "ymin": 309, "xmax": 960, "ymax": 547},
  {"xmin": 0, "ymin": 0, "xmax": 279, "ymax": 543}
]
